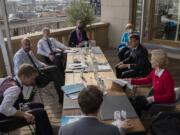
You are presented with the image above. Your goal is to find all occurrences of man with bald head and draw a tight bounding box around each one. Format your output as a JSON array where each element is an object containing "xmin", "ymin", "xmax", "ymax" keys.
[{"xmin": 13, "ymin": 37, "xmax": 64, "ymax": 104}]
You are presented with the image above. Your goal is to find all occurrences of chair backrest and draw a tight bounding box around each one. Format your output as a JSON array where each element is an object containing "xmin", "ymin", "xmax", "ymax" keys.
[
  {"xmin": 174, "ymin": 87, "xmax": 180, "ymax": 101},
  {"xmin": 149, "ymin": 111, "xmax": 180, "ymax": 135}
]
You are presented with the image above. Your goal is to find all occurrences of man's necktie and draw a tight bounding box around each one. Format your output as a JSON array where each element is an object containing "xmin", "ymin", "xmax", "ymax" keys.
[
  {"xmin": 27, "ymin": 52, "xmax": 40, "ymax": 73},
  {"xmin": 77, "ymin": 30, "xmax": 82, "ymax": 44},
  {"xmin": 46, "ymin": 38, "xmax": 54, "ymax": 55}
]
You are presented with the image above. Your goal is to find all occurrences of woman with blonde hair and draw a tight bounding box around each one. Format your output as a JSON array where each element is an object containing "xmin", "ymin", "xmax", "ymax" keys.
[{"xmin": 129, "ymin": 49, "xmax": 174, "ymax": 116}]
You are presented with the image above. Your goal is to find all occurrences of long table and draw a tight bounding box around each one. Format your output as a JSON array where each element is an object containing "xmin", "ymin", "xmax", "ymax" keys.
[{"xmin": 63, "ymin": 47, "xmax": 145, "ymax": 133}]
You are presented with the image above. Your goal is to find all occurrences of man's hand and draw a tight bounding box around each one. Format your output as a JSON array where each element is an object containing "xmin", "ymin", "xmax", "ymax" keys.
[
  {"xmin": 116, "ymin": 119, "xmax": 132, "ymax": 129},
  {"xmin": 115, "ymin": 62, "xmax": 123, "ymax": 67},
  {"xmin": 76, "ymin": 44, "xmax": 81, "ymax": 47},
  {"xmin": 116, "ymin": 64, "xmax": 129, "ymax": 69},
  {"xmin": 23, "ymin": 112, "xmax": 35, "ymax": 124},
  {"xmin": 147, "ymin": 96, "xmax": 155, "ymax": 104},
  {"xmin": 55, "ymin": 48, "xmax": 63, "ymax": 52},
  {"xmin": 124, "ymin": 78, "xmax": 131, "ymax": 83},
  {"xmin": 48, "ymin": 54, "xmax": 54, "ymax": 61}
]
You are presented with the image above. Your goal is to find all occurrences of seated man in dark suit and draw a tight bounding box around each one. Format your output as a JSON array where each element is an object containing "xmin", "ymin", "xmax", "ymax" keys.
[
  {"xmin": 115, "ymin": 32, "xmax": 151, "ymax": 78},
  {"xmin": 69, "ymin": 20, "xmax": 89, "ymax": 47},
  {"xmin": 58, "ymin": 85, "xmax": 127, "ymax": 135},
  {"xmin": 0, "ymin": 64, "xmax": 53, "ymax": 135}
]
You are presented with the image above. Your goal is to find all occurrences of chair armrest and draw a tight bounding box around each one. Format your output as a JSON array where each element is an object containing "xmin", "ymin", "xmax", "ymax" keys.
[{"xmin": 149, "ymin": 103, "xmax": 176, "ymax": 116}]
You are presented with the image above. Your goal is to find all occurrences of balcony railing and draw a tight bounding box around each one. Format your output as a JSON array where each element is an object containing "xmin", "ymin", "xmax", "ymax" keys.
[{"xmin": 0, "ymin": 22, "xmax": 109, "ymax": 76}]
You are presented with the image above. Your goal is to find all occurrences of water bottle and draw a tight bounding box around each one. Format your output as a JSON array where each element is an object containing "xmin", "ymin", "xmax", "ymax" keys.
[
  {"xmin": 121, "ymin": 110, "xmax": 127, "ymax": 121},
  {"xmin": 114, "ymin": 110, "xmax": 121, "ymax": 123}
]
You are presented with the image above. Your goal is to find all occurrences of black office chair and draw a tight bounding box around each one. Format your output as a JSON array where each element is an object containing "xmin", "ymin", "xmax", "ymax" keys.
[
  {"xmin": 148, "ymin": 87, "xmax": 180, "ymax": 116},
  {"xmin": 148, "ymin": 111, "xmax": 180, "ymax": 135},
  {"xmin": 0, "ymin": 118, "xmax": 35, "ymax": 135}
]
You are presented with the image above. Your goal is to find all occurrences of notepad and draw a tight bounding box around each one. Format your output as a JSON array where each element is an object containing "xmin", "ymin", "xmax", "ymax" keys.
[
  {"xmin": 113, "ymin": 79, "xmax": 133, "ymax": 90},
  {"xmin": 63, "ymin": 95, "xmax": 80, "ymax": 109},
  {"xmin": 64, "ymin": 49, "xmax": 79, "ymax": 53},
  {"xmin": 67, "ymin": 63, "xmax": 88, "ymax": 70},
  {"xmin": 97, "ymin": 64, "xmax": 111, "ymax": 71},
  {"xmin": 91, "ymin": 47, "xmax": 103, "ymax": 54},
  {"xmin": 60, "ymin": 116, "xmax": 83, "ymax": 126},
  {"xmin": 61, "ymin": 83, "xmax": 85, "ymax": 95}
]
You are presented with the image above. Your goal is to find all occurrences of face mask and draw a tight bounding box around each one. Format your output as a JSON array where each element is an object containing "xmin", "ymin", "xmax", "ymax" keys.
[
  {"xmin": 127, "ymin": 29, "xmax": 132, "ymax": 33},
  {"xmin": 78, "ymin": 26, "xmax": 83, "ymax": 30}
]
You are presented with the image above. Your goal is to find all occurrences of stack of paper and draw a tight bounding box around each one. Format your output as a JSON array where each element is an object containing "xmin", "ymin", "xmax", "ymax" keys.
[
  {"xmin": 64, "ymin": 49, "xmax": 79, "ymax": 53},
  {"xmin": 97, "ymin": 64, "xmax": 111, "ymax": 71},
  {"xmin": 67, "ymin": 63, "xmax": 88, "ymax": 70},
  {"xmin": 113, "ymin": 79, "xmax": 133, "ymax": 90}
]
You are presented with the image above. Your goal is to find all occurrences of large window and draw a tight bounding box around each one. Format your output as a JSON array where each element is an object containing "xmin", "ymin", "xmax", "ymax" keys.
[
  {"xmin": 133, "ymin": 0, "xmax": 180, "ymax": 44},
  {"xmin": 133, "ymin": 0, "xmax": 150, "ymax": 39},
  {"xmin": 0, "ymin": 0, "xmax": 100, "ymax": 37},
  {"xmin": 134, "ymin": 0, "xmax": 143, "ymax": 32},
  {"xmin": 153, "ymin": 0, "xmax": 180, "ymax": 41}
]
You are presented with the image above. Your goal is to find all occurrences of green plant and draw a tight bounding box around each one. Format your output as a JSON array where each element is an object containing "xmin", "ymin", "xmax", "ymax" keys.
[{"xmin": 65, "ymin": 0, "xmax": 95, "ymax": 27}]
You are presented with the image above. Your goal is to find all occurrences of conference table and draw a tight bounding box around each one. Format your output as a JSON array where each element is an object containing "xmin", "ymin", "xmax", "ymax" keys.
[{"xmin": 62, "ymin": 47, "xmax": 145, "ymax": 134}]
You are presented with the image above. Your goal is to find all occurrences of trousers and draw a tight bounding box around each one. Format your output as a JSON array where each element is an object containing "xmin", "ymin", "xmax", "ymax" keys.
[
  {"xmin": 35, "ymin": 65, "xmax": 64, "ymax": 104},
  {"xmin": 0, "ymin": 103, "xmax": 53, "ymax": 135}
]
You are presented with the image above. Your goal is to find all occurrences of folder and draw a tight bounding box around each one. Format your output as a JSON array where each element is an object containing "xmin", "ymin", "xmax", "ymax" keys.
[
  {"xmin": 61, "ymin": 83, "xmax": 85, "ymax": 95},
  {"xmin": 60, "ymin": 115, "xmax": 83, "ymax": 126},
  {"xmin": 100, "ymin": 95, "xmax": 137, "ymax": 120}
]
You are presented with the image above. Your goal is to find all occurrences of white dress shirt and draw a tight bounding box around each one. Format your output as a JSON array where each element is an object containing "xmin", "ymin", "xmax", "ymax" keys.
[
  {"xmin": 0, "ymin": 76, "xmax": 22, "ymax": 116},
  {"xmin": 155, "ymin": 69, "xmax": 165, "ymax": 77},
  {"xmin": 13, "ymin": 48, "xmax": 45, "ymax": 75},
  {"xmin": 37, "ymin": 37, "xmax": 67, "ymax": 57}
]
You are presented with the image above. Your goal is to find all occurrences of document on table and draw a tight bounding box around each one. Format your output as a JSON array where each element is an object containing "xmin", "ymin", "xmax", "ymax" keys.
[
  {"xmin": 97, "ymin": 64, "xmax": 111, "ymax": 71},
  {"xmin": 61, "ymin": 83, "xmax": 85, "ymax": 95},
  {"xmin": 63, "ymin": 95, "xmax": 80, "ymax": 109},
  {"xmin": 67, "ymin": 63, "xmax": 88, "ymax": 70},
  {"xmin": 64, "ymin": 49, "xmax": 79, "ymax": 53},
  {"xmin": 113, "ymin": 79, "xmax": 133, "ymax": 90}
]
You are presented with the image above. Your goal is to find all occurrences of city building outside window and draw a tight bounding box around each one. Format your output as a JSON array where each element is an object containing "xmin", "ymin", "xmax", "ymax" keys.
[
  {"xmin": 133, "ymin": 0, "xmax": 180, "ymax": 46},
  {"xmin": 0, "ymin": 0, "xmax": 100, "ymax": 37}
]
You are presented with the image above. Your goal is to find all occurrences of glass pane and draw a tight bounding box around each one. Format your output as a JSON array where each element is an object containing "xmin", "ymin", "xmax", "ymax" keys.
[
  {"xmin": 153, "ymin": 0, "xmax": 180, "ymax": 41},
  {"xmin": 134, "ymin": 0, "xmax": 150, "ymax": 39},
  {"xmin": 3, "ymin": 0, "xmax": 100, "ymax": 37},
  {"xmin": 135, "ymin": 0, "xmax": 143, "ymax": 32}
]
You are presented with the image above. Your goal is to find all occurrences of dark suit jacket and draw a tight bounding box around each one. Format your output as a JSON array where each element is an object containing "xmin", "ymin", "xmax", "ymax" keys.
[
  {"xmin": 123, "ymin": 44, "xmax": 151, "ymax": 77},
  {"xmin": 58, "ymin": 117, "xmax": 124, "ymax": 135},
  {"xmin": 69, "ymin": 29, "xmax": 89, "ymax": 47}
]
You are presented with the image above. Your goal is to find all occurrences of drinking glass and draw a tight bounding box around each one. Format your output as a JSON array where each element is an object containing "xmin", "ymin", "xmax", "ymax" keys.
[
  {"xmin": 121, "ymin": 110, "xmax": 127, "ymax": 121},
  {"xmin": 114, "ymin": 110, "xmax": 121, "ymax": 122}
]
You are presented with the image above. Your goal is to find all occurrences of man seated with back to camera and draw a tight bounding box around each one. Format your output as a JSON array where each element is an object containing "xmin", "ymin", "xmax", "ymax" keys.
[
  {"xmin": 37, "ymin": 27, "xmax": 68, "ymax": 76},
  {"xmin": 0, "ymin": 64, "xmax": 53, "ymax": 135},
  {"xmin": 13, "ymin": 37, "xmax": 64, "ymax": 104},
  {"xmin": 69, "ymin": 20, "xmax": 89, "ymax": 47},
  {"xmin": 58, "ymin": 85, "xmax": 128, "ymax": 135},
  {"xmin": 115, "ymin": 32, "xmax": 151, "ymax": 78}
]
